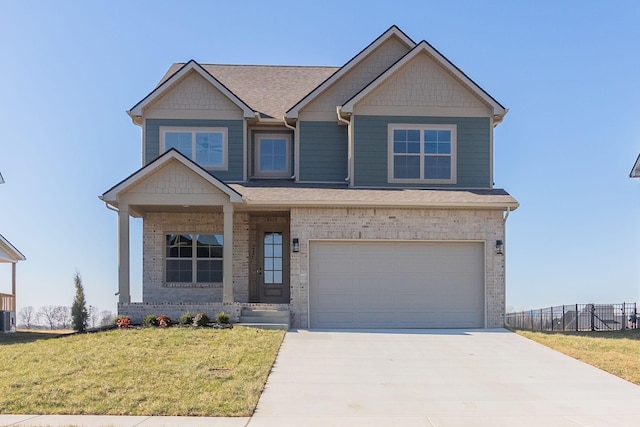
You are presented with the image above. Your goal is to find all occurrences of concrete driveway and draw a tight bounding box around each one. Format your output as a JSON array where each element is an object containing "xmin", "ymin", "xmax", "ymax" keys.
[{"xmin": 249, "ymin": 329, "xmax": 640, "ymax": 427}]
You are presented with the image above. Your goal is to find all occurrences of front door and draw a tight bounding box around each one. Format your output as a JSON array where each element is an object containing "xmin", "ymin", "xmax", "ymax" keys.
[{"xmin": 257, "ymin": 225, "xmax": 290, "ymax": 303}]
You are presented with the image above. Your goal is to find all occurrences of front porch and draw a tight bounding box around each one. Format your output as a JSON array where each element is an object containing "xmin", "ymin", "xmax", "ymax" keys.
[{"xmin": 101, "ymin": 151, "xmax": 295, "ymax": 326}]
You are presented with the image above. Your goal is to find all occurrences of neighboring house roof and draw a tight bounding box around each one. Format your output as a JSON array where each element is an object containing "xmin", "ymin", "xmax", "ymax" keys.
[
  {"xmin": 631, "ymin": 153, "xmax": 640, "ymax": 178},
  {"xmin": 128, "ymin": 61, "xmax": 256, "ymax": 119},
  {"xmin": 101, "ymin": 148, "xmax": 243, "ymax": 205},
  {"xmin": 0, "ymin": 234, "xmax": 26, "ymax": 263},
  {"xmin": 340, "ymin": 40, "xmax": 507, "ymax": 121},
  {"xmin": 230, "ymin": 182, "xmax": 519, "ymax": 210},
  {"xmin": 286, "ymin": 25, "xmax": 416, "ymax": 119},
  {"xmin": 159, "ymin": 64, "xmax": 338, "ymax": 119},
  {"xmin": 0, "ymin": 171, "xmax": 4, "ymax": 184}
]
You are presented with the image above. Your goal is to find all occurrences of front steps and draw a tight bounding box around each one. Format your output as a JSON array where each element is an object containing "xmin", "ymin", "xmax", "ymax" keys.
[{"xmin": 237, "ymin": 307, "xmax": 290, "ymax": 331}]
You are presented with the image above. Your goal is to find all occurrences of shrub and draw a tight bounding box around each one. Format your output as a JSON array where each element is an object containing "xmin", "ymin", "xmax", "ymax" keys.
[
  {"xmin": 116, "ymin": 316, "xmax": 131, "ymax": 329},
  {"xmin": 179, "ymin": 311, "xmax": 194, "ymax": 326},
  {"xmin": 215, "ymin": 311, "xmax": 230, "ymax": 324},
  {"xmin": 193, "ymin": 312, "xmax": 210, "ymax": 327},
  {"xmin": 144, "ymin": 314, "xmax": 159, "ymax": 327},
  {"xmin": 157, "ymin": 314, "xmax": 171, "ymax": 328}
]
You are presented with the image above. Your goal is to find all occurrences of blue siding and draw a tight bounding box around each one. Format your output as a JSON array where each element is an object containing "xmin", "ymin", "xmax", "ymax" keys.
[
  {"xmin": 353, "ymin": 115, "xmax": 491, "ymax": 188},
  {"xmin": 145, "ymin": 119, "xmax": 244, "ymax": 182},
  {"xmin": 299, "ymin": 121, "xmax": 348, "ymax": 182}
]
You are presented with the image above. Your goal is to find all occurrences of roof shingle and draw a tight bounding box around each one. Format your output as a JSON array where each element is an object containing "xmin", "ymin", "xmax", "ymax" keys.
[{"xmin": 160, "ymin": 63, "xmax": 339, "ymax": 119}]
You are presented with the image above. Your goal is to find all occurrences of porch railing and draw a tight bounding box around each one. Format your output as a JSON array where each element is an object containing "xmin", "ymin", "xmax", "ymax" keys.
[
  {"xmin": 505, "ymin": 303, "xmax": 637, "ymax": 332},
  {"xmin": 0, "ymin": 293, "xmax": 15, "ymax": 312}
]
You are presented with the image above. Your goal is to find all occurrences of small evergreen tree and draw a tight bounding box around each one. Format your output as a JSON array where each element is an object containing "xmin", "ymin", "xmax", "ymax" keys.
[{"xmin": 71, "ymin": 271, "xmax": 89, "ymax": 332}]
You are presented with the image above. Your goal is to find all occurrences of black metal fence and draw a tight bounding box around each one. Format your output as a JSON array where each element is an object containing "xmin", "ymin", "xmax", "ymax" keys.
[{"xmin": 505, "ymin": 303, "xmax": 638, "ymax": 332}]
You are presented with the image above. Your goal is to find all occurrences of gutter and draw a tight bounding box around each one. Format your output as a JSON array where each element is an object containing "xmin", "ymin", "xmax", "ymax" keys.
[{"xmin": 283, "ymin": 117, "xmax": 297, "ymax": 180}]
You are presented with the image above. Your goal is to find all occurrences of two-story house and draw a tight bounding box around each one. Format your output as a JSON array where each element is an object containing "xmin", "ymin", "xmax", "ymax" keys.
[
  {"xmin": 0, "ymin": 172, "xmax": 26, "ymax": 332},
  {"xmin": 101, "ymin": 26, "xmax": 518, "ymax": 329}
]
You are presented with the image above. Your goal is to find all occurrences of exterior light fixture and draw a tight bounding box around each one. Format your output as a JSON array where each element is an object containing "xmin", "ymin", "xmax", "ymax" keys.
[
  {"xmin": 496, "ymin": 240, "xmax": 504, "ymax": 255},
  {"xmin": 292, "ymin": 238, "xmax": 300, "ymax": 253}
]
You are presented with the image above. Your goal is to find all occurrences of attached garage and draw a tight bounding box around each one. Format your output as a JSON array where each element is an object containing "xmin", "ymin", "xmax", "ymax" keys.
[{"xmin": 309, "ymin": 241, "xmax": 485, "ymax": 328}]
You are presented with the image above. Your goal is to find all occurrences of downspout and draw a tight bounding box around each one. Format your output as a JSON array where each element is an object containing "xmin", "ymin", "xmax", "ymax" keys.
[
  {"xmin": 283, "ymin": 117, "xmax": 297, "ymax": 180},
  {"xmin": 336, "ymin": 106, "xmax": 352, "ymax": 185},
  {"xmin": 501, "ymin": 206, "xmax": 511, "ymax": 328}
]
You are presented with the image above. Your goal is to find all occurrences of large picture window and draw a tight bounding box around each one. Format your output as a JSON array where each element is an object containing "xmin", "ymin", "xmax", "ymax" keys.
[
  {"xmin": 388, "ymin": 124, "xmax": 456, "ymax": 183},
  {"xmin": 161, "ymin": 127, "xmax": 227, "ymax": 170},
  {"xmin": 165, "ymin": 234, "xmax": 223, "ymax": 284}
]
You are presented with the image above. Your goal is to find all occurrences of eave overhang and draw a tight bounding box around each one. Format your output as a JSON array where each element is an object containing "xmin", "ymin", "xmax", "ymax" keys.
[{"xmin": 0, "ymin": 234, "xmax": 26, "ymax": 263}]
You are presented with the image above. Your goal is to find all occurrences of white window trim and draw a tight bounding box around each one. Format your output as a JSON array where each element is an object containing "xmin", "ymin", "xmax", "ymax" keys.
[
  {"xmin": 387, "ymin": 124, "xmax": 457, "ymax": 184},
  {"xmin": 254, "ymin": 133, "xmax": 292, "ymax": 178},
  {"xmin": 160, "ymin": 126, "xmax": 228, "ymax": 171},
  {"xmin": 164, "ymin": 233, "xmax": 224, "ymax": 287}
]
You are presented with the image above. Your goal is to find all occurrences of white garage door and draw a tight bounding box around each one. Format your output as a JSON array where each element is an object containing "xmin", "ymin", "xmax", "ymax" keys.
[{"xmin": 309, "ymin": 241, "xmax": 485, "ymax": 328}]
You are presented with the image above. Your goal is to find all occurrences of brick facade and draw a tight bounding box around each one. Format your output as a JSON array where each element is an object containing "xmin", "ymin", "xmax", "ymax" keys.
[
  {"xmin": 289, "ymin": 207, "xmax": 505, "ymax": 328},
  {"xmin": 135, "ymin": 207, "xmax": 505, "ymax": 329},
  {"xmin": 143, "ymin": 211, "xmax": 249, "ymax": 304}
]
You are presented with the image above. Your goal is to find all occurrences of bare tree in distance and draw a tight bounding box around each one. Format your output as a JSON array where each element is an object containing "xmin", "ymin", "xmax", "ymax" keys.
[
  {"xmin": 99, "ymin": 310, "xmax": 114, "ymax": 327},
  {"xmin": 88, "ymin": 305, "xmax": 100, "ymax": 329},
  {"xmin": 18, "ymin": 306, "xmax": 35, "ymax": 329},
  {"xmin": 37, "ymin": 305, "xmax": 59, "ymax": 330},
  {"xmin": 55, "ymin": 306, "xmax": 72, "ymax": 330}
]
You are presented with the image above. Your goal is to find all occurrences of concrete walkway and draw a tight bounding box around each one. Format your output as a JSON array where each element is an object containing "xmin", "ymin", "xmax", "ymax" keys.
[{"xmin": 3, "ymin": 329, "xmax": 640, "ymax": 426}]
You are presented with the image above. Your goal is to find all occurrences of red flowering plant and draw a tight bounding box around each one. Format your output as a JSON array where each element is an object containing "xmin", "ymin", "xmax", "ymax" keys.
[
  {"xmin": 157, "ymin": 314, "xmax": 171, "ymax": 328},
  {"xmin": 116, "ymin": 316, "xmax": 131, "ymax": 329}
]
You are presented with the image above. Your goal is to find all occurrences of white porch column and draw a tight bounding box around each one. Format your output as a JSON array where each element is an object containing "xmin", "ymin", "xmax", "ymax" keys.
[
  {"xmin": 223, "ymin": 204, "xmax": 234, "ymax": 304},
  {"xmin": 11, "ymin": 263, "xmax": 16, "ymax": 299},
  {"xmin": 118, "ymin": 204, "xmax": 131, "ymax": 303}
]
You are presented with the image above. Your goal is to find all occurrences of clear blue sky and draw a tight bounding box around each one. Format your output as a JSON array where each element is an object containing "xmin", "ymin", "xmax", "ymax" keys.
[{"xmin": 1, "ymin": 1, "xmax": 639, "ymax": 315}]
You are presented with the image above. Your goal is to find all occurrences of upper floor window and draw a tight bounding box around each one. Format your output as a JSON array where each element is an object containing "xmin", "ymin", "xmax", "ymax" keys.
[
  {"xmin": 161, "ymin": 127, "xmax": 228, "ymax": 170},
  {"xmin": 388, "ymin": 124, "xmax": 456, "ymax": 184},
  {"xmin": 254, "ymin": 134, "xmax": 291, "ymax": 178}
]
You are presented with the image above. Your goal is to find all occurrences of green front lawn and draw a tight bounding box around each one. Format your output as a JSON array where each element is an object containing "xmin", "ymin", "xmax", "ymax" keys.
[{"xmin": 0, "ymin": 327, "xmax": 285, "ymax": 416}]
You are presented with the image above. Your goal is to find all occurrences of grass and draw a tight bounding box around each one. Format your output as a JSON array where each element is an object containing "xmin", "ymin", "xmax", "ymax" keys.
[
  {"xmin": 0, "ymin": 327, "xmax": 285, "ymax": 416},
  {"xmin": 516, "ymin": 329, "xmax": 640, "ymax": 385}
]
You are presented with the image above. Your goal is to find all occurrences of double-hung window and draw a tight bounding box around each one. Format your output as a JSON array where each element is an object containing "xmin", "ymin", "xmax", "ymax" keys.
[
  {"xmin": 161, "ymin": 127, "xmax": 227, "ymax": 170},
  {"xmin": 388, "ymin": 124, "xmax": 456, "ymax": 183},
  {"xmin": 254, "ymin": 134, "xmax": 291, "ymax": 178},
  {"xmin": 165, "ymin": 234, "xmax": 223, "ymax": 284}
]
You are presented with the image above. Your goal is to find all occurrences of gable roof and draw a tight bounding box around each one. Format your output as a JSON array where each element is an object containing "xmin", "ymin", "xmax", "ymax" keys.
[
  {"xmin": 340, "ymin": 40, "xmax": 507, "ymax": 121},
  {"xmin": 0, "ymin": 171, "xmax": 4, "ymax": 184},
  {"xmin": 158, "ymin": 64, "xmax": 338, "ymax": 119},
  {"xmin": 631, "ymin": 153, "xmax": 640, "ymax": 178},
  {"xmin": 0, "ymin": 234, "xmax": 26, "ymax": 263},
  {"xmin": 127, "ymin": 60, "xmax": 256, "ymax": 119},
  {"xmin": 286, "ymin": 25, "xmax": 416, "ymax": 119},
  {"xmin": 101, "ymin": 148, "xmax": 243, "ymax": 204}
]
